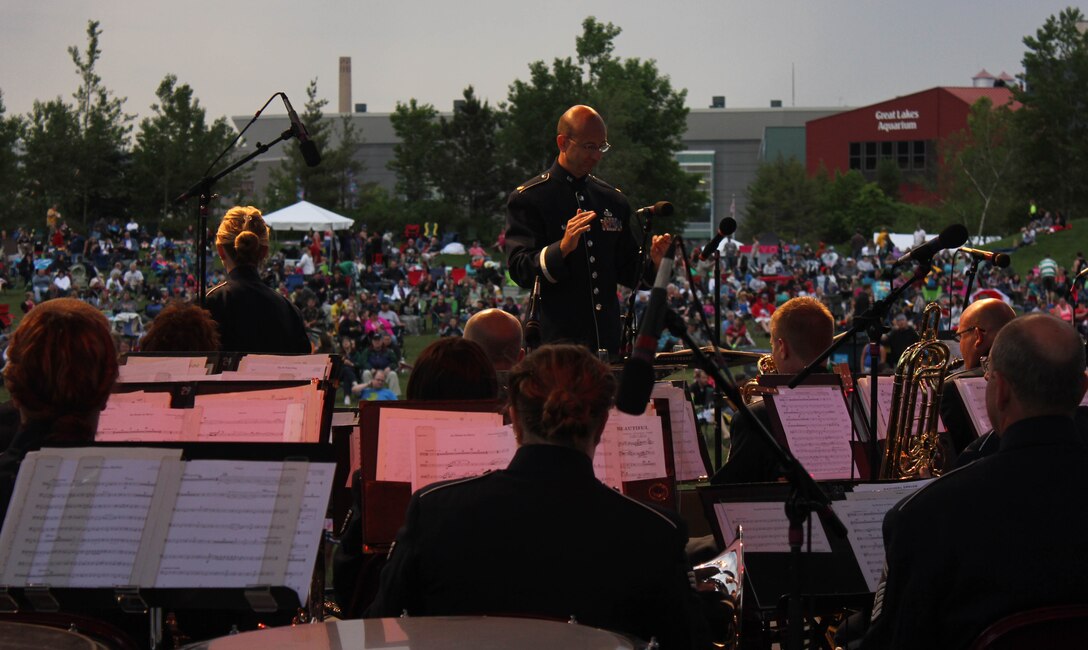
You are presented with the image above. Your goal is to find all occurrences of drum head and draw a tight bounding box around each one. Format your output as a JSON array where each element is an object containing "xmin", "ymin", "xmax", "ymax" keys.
[{"xmin": 184, "ymin": 616, "xmax": 641, "ymax": 649}]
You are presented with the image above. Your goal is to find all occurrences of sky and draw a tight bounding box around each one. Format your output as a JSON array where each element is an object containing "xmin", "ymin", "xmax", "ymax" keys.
[{"xmin": 0, "ymin": 1, "xmax": 1078, "ymax": 124}]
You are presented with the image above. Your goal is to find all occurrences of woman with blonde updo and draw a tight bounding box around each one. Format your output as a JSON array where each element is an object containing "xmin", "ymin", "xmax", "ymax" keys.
[
  {"xmin": 205, "ymin": 206, "xmax": 309, "ymax": 353},
  {"xmin": 368, "ymin": 344, "xmax": 706, "ymax": 647}
]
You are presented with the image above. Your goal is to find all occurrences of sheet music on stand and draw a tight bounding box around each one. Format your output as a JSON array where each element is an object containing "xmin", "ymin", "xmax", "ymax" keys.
[
  {"xmin": 117, "ymin": 353, "xmax": 337, "ymax": 384},
  {"xmin": 651, "ymin": 381, "xmax": 711, "ymax": 481},
  {"xmin": 951, "ymin": 375, "xmax": 992, "ymax": 438},
  {"xmin": 697, "ymin": 479, "xmax": 930, "ymax": 611},
  {"xmin": 761, "ymin": 374, "xmax": 860, "ymax": 481},
  {"xmin": 98, "ymin": 353, "xmax": 340, "ymax": 444},
  {"xmin": 0, "ymin": 447, "xmax": 335, "ymax": 610}
]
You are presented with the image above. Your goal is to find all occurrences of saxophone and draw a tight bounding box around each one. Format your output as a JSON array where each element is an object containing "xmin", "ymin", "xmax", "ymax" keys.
[{"xmin": 879, "ymin": 303, "xmax": 951, "ymax": 479}]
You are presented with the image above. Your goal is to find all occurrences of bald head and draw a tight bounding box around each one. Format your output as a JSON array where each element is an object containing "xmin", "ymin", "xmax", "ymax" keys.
[
  {"xmin": 958, "ymin": 298, "xmax": 1016, "ymax": 369},
  {"xmin": 556, "ymin": 105, "xmax": 607, "ymax": 178},
  {"xmin": 557, "ymin": 105, "xmax": 604, "ymax": 137},
  {"xmin": 464, "ymin": 308, "xmax": 525, "ymax": 371},
  {"xmin": 989, "ymin": 314, "xmax": 1087, "ymax": 422}
]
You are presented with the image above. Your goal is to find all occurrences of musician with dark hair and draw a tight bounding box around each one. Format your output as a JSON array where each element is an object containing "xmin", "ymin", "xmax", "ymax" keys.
[
  {"xmin": 863, "ymin": 314, "xmax": 1088, "ymax": 649},
  {"xmin": 367, "ymin": 344, "xmax": 707, "ymax": 647},
  {"xmin": 0, "ymin": 299, "xmax": 118, "ymax": 523}
]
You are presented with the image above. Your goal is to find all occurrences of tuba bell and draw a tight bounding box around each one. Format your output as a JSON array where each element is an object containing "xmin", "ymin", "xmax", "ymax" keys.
[{"xmin": 879, "ymin": 303, "xmax": 951, "ymax": 479}]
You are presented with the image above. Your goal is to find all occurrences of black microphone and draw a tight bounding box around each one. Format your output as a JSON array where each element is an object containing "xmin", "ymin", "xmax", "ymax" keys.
[
  {"xmin": 616, "ymin": 238, "xmax": 678, "ymax": 415},
  {"xmin": 894, "ymin": 224, "xmax": 968, "ymax": 266},
  {"xmin": 700, "ymin": 217, "xmax": 739, "ymax": 261},
  {"xmin": 634, "ymin": 201, "xmax": 674, "ymax": 219},
  {"xmin": 281, "ymin": 93, "xmax": 322, "ymax": 168},
  {"xmin": 524, "ymin": 276, "xmax": 542, "ymax": 349},
  {"xmin": 959, "ymin": 246, "xmax": 1011, "ymax": 268}
]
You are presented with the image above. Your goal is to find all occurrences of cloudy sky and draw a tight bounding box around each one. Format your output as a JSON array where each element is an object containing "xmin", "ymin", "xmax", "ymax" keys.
[{"xmin": 0, "ymin": 1, "xmax": 1076, "ymax": 123}]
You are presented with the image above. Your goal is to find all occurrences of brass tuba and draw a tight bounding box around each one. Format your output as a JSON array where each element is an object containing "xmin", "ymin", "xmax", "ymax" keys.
[{"xmin": 879, "ymin": 303, "xmax": 951, "ymax": 479}]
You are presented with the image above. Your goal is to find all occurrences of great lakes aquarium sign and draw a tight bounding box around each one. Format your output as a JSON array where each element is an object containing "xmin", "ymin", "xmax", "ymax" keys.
[{"xmin": 874, "ymin": 109, "xmax": 920, "ymax": 133}]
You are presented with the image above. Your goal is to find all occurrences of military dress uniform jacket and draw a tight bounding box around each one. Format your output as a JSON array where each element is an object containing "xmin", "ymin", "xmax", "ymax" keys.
[
  {"xmin": 205, "ymin": 265, "xmax": 311, "ymax": 354},
  {"xmin": 366, "ymin": 444, "xmax": 708, "ymax": 648},
  {"xmin": 505, "ymin": 161, "xmax": 644, "ymax": 355},
  {"xmin": 862, "ymin": 415, "xmax": 1088, "ymax": 650},
  {"xmin": 710, "ymin": 400, "xmax": 787, "ymax": 485}
]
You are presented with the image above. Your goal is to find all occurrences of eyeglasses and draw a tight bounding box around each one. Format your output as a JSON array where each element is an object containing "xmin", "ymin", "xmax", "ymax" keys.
[
  {"xmin": 567, "ymin": 138, "xmax": 611, "ymax": 154},
  {"xmin": 953, "ymin": 326, "xmax": 984, "ymax": 342}
]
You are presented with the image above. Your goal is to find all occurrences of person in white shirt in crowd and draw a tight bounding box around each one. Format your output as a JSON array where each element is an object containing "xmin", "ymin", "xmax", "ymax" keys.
[{"xmin": 298, "ymin": 250, "xmax": 315, "ymax": 276}]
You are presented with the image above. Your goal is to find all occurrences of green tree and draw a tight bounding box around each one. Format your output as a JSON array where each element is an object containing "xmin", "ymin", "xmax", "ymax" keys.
[
  {"xmin": 938, "ymin": 97, "xmax": 1019, "ymax": 239},
  {"xmin": 742, "ymin": 156, "xmax": 821, "ymax": 240},
  {"xmin": 130, "ymin": 74, "xmax": 238, "ymax": 224},
  {"xmin": 67, "ymin": 19, "xmax": 132, "ymax": 225},
  {"xmin": 20, "ymin": 99, "xmax": 82, "ymax": 230},
  {"xmin": 387, "ymin": 99, "xmax": 441, "ymax": 203},
  {"xmin": 0, "ymin": 91, "xmax": 24, "ymax": 229},
  {"xmin": 503, "ymin": 17, "xmax": 704, "ymax": 228},
  {"xmin": 432, "ymin": 87, "xmax": 511, "ymax": 238},
  {"xmin": 1014, "ymin": 7, "xmax": 1088, "ymax": 215},
  {"xmin": 875, "ymin": 158, "xmax": 901, "ymax": 201}
]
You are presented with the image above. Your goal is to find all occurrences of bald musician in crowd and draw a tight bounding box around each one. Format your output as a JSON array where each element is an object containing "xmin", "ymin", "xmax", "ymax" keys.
[
  {"xmin": 711, "ymin": 296, "xmax": 834, "ymax": 484},
  {"xmin": 505, "ymin": 104, "xmax": 671, "ymax": 357},
  {"xmin": 862, "ymin": 314, "xmax": 1088, "ymax": 649},
  {"xmin": 940, "ymin": 298, "xmax": 1016, "ymax": 457}
]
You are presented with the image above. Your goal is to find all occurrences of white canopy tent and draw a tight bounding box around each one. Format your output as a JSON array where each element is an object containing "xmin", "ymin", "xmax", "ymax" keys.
[{"xmin": 261, "ymin": 200, "xmax": 355, "ymax": 232}]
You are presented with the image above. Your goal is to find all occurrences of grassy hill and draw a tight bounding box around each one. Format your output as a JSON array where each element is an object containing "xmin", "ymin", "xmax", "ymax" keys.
[{"xmin": 984, "ymin": 218, "xmax": 1085, "ymax": 276}]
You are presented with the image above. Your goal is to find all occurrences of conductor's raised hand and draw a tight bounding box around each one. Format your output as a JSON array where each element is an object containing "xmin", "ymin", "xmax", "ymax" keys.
[{"xmin": 560, "ymin": 209, "xmax": 598, "ymax": 256}]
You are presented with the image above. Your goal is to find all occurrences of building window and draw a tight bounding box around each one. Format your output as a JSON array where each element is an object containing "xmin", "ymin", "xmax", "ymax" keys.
[
  {"xmin": 848, "ymin": 140, "xmax": 931, "ymax": 174},
  {"xmin": 913, "ymin": 140, "xmax": 926, "ymax": 170}
]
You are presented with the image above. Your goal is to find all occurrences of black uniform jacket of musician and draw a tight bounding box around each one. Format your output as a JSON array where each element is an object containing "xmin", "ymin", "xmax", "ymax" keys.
[
  {"xmin": 863, "ymin": 414, "xmax": 1088, "ymax": 650},
  {"xmin": 505, "ymin": 160, "xmax": 644, "ymax": 356},
  {"xmin": 205, "ymin": 265, "xmax": 311, "ymax": 354},
  {"xmin": 366, "ymin": 443, "xmax": 707, "ymax": 648}
]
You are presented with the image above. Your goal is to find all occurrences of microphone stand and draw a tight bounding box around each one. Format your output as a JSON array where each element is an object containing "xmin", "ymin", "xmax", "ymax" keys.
[
  {"xmin": 622, "ymin": 209, "xmax": 657, "ymax": 357},
  {"xmin": 788, "ymin": 262, "xmax": 931, "ymax": 479},
  {"xmin": 660, "ymin": 307, "xmax": 846, "ymax": 650},
  {"xmin": 961, "ymin": 255, "xmax": 981, "ymax": 309},
  {"xmin": 713, "ymin": 249, "xmax": 724, "ymax": 469},
  {"xmin": 174, "ymin": 127, "xmax": 298, "ymax": 306}
]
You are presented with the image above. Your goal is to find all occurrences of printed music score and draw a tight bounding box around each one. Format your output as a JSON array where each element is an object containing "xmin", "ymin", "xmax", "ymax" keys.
[
  {"xmin": 771, "ymin": 385, "xmax": 858, "ymax": 481},
  {"xmin": 831, "ymin": 480, "xmax": 933, "ymax": 592},
  {"xmin": 651, "ymin": 382, "xmax": 708, "ymax": 481},
  {"xmin": 593, "ymin": 410, "xmax": 668, "ymax": 491},
  {"xmin": 857, "ymin": 376, "xmax": 948, "ymax": 440},
  {"xmin": 713, "ymin": 501, "xmax": 832, "ymax": 553},
  {"xmin": 118, "ymin": 356, "xmax": 211, "ymax": 383},
  {"xmin": 375, "ymin": 410, "xmax": 505, "ymax": 485},
  {"xmin": 0, "ymin": 449, "xmax": 334, "ymax": 605},
  {"xmin": 412, "ymin": 425, "xmax": 516, "ymax": 490},
  {"xmin": 952, "ymin": 376, "xmax": 992, "ymax": 437},
  {"xmin": 96, "ymin": 384, "xmax": 324, "ymax": 443},
  {"xmin": 220, "ymin": 354, "xmax": 333, "ymax": 382}
]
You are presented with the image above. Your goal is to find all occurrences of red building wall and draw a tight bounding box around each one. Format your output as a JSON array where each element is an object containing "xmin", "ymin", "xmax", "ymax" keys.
[{"xmin": 806, "ymin": 87, "xmax": 1015, "ymax": 204}]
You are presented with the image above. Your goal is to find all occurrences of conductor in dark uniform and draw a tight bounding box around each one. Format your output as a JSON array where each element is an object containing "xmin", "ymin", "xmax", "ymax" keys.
[
  {"xmin": 863, "ymin": 314, "xmax": 1088, "ymax": 649},
  {"xmin": 205, "ymin": 206, "xmax": 310, "ymax": 354},
  {"xmin": 505, "ymin": 105, "xmax": 671, "ymax": 356},
  {"xmin": 366, "ymin": 344, "xmax": 707, "ymax": 648}
]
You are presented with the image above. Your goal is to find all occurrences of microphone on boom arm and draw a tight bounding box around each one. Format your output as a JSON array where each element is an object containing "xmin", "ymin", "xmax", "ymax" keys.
[
  {"xmin": 700, "ymin": 217, "xmax": 739, "ymax": 261},
  {"xmin": 281, "ymin": 93, "xmax": 322, "ymax": 168}
]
